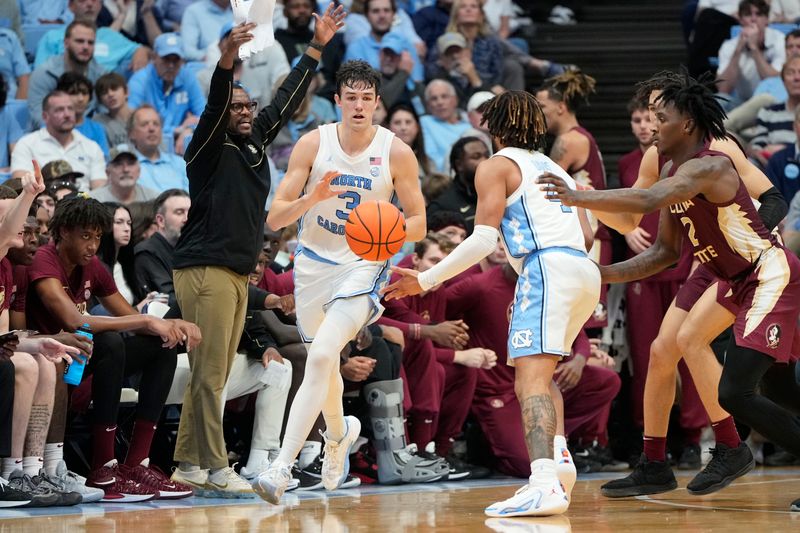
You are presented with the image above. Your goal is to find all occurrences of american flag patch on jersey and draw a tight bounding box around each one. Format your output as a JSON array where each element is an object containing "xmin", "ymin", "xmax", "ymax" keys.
[{"xmin": 370, "ymin": 156, "xmax": 382, "ymax": 165}]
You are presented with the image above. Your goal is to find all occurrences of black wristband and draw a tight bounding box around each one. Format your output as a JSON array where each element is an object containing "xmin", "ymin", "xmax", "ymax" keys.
[
  {"xmin": 309, "ymin": 41, "xmax": 324, "ymax": 52},
  {"xmin": 757, "ymin": 187, "xmax": 788, "ymax": 231}
]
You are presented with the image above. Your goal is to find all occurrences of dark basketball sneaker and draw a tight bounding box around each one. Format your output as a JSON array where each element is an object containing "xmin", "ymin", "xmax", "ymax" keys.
[
  {"xmin": 790, "ymin": 497, "xmax": 800, "ymax": 512},
  {"xmin": 445, "ymin": 454, "xmax": 491, "ymax": 480},
  {"xmin": 686, "ymin": 442, "xmax": 754, "ymax": 495},
  {"xmin": 600, "ymin": 454, "xmax": 677, "ymax": 498},
  {"xmin": 677, "ymin": 445, "xmax": 702, "ymax": 470}
]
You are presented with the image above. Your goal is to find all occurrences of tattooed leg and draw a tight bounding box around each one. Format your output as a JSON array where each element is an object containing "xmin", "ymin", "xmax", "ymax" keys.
[
  {"xmin": 24, "ymin": 358, "xmax": 56, "ymax": 458},
  {"xmin": 514, "ymin": 355, "xmax": 560, "ymax": 461}
]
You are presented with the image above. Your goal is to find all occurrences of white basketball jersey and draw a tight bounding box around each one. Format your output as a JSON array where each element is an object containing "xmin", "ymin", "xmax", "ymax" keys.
[
  {"xmin": 298, "ymin": 123, "xmax": 396, "ymax": 264},
  {"xmin": 495, "ymin": 147, "xmax": 587, "ymax": 274}
]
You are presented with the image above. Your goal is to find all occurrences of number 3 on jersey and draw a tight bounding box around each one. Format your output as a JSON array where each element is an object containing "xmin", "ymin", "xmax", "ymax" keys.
[{"xmin": 336, "ymin": 191, "xmax": 362, "ymax": 221}]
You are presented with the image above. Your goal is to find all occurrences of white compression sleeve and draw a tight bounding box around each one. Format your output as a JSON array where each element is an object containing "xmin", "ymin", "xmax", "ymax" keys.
[{"xmin": 417, "ymin": 225, "xmax": 499, "ymax": 291}]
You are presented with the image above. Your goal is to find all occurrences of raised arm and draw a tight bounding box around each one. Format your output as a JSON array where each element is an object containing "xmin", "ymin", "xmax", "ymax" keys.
[{"xmin": 391, "ymin": 138, "xmax": 426, "ymax": 242}]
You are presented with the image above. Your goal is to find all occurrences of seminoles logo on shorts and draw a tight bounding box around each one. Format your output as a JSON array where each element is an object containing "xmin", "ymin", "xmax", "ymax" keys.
[
  {"xmin": 593, "ymin": 302, "xmax": 607, "ymax": 322},
  {"xmin": 511, "ymin": 329, "xmax": 533, "ymax": 349},
  {"xmin": 766, "ymin": 324, "xmax": 781, "ymax": 349}
]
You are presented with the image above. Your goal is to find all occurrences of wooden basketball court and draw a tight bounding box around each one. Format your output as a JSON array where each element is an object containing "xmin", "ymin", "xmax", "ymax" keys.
[{"xmin": 1, "ymin": 468, "xmax": 798, "ymax": 531}]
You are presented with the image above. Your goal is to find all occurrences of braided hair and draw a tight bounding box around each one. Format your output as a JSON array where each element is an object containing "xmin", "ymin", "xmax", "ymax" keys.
[
  {"xmin": 633, "ymin": 70, "xmax": 682, "ymax": 107},
  {"xmin": 50, "ymin": 196, "xmax": 113, "ymax": 244},
  {"xmin": 539, "ymin": 68, "xmax": 596, "ymax": 113},
  {"xmin": 655, "ymin": 71, "xmax": 728, "ymax": 141},
  {"xmin": 480, "ymin": 91, "xmax": 547, "ymax": 151}
]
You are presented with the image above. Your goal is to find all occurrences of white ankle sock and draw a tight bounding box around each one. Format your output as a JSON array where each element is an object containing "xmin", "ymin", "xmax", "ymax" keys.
[
  {"xmin": 553, "ymin": 435, "xmax": 568, "ymax": 450},
  {"xmin": 245, "ymin": 449, "xmax": 270, "ymax": 471},
  {"xmin": 298, "ymin": 441, "xmax": 321, "ymax": 469},
  {"xmin": 22, "ymin": 456, "xmax": 43, "ymax": 476},
  {"xmin": 1, "ymin": 458, "xmax": 22, "ymax": 479},
  {"xmin": 43, "ymin": 443, "xmax": 63, "ymax": 476},
  {"xmin": 530, "ymin": 458, "xmax": 559, "ymax": 486}
]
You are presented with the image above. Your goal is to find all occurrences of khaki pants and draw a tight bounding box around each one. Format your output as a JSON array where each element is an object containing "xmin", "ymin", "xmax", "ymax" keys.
[{"xmin": 173, "ymin": 266, "xmax": 248, "ymax": 469}]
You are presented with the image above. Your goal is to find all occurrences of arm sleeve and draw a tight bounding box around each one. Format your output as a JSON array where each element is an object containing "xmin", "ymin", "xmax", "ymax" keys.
[
  {"xmin": 26, "ymin": 68, "xmax": 51, "ymax": 127},
  {"xmin": 716, "ymin": 39, "xmax": 735, "ymax": 75},
  {"xmin": 375, "ymin": 315, "xmax": 411, "ymax": 336},
  {"xmin": 444, "ymin": 276, "xmax": 479, "ymax": 319},
  {"xmin": 757, "ymin": 186, "xmax": 788, "ymax": 230},
  {"xmin": 418, "ymin": 225, "xmax": 498, "ymax": 291},
  {"xmin": 187, "ymin": 75, "xmax": 208, "ymax": 117},
  {"xmin": 247, "ymin": 285, "xmax": 272, "ymax": 311},
  {"xmin": 126, "ymin": 70, "xmax": 146, "ymax": 109},
  {"xmin": 435, "ymin": 346, "xmax": 455, "ymax": 365},
  {"xmin": 10, "ymin": 138, "xmax": 34, "ymax": 174},
  {"xmin": 179, "ymin": 9, "xmax": 205, "ymax": 61},
  {"xmin": 571, "ymin": 328, "xmax": 591, "ymax": 359},
  {"xmin": 10, "ymin": 33, "xmax": 30, "ymax": 77}
]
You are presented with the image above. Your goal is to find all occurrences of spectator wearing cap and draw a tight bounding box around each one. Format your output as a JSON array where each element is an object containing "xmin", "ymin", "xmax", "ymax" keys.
[
  {"xmin": 127, "ymin": 105, "xmax": 189, "ymax": 192},
  {"xmin": 420, "ymin": 79, "xmax": 471, "ymax": 172},
  {"xmin": 34, "ymin": 0, "xmax": 148, "ymax": 75},
  {"xmin": 40, "ymin": 159, "xmax": 84, "ymax": 193},
  {"xmin": 275, "ymin": 0, "xmax": 345, "ymax": 102},
  {"xmin": 180, "ymin": 0, "xmax": 232, "ymax": 62},
  {"xmin": 11, "ymin": 91, "xmax": 107, "ymax": 191},
  {"xmin": 197, "ymin": 21, "xmax": 291, "ymax": 108},
  {"xmin": 94, "ymin": 72, "xmax": 133, "ymax": 147},
  {"xmin": 56, "ymin": 71, "xmax": 111, "ymax": 158},
  {"xmin": 461, "ymin": 90, "xmax": 494, "ymax": 150},
  {"xmin": 0, "ymin": 27, "xmax": 30, "ymax": 99},
  {"xmin": 424, "ymin": 32, "xmax": 493, "ymax": 109},
  {"xmin": 28, "ymin": 20, "xmax": 107, "ymax": 129},
  {"xmin": 378, "ymin": 33, "xmax": 425, "ymax": 110},
  {"xmin": 344, "ymin": 0, "xmax": 425, "ymax": 84},
  {"xmin": 426, "ymin": 136, "xmax": 490, "ymax": 233},
  {"xmin": 127, "ymin": 33, "xmax": 206, "ymax": 143},
  {"xmin": 89, "ymin": 144, "xmax": 160, "ymax": 204}
]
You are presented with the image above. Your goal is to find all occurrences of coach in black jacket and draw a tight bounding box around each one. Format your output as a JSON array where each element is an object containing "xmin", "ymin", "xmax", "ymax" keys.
[{"xmin": 170, "ymin": 5, "xmax": 346, "ymax": 493}]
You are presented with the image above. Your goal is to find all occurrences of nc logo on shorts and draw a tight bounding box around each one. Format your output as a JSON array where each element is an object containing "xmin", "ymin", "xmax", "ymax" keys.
[{"xmin": 511, "ymin": 329, "xmax": 533, "ymax": 349}]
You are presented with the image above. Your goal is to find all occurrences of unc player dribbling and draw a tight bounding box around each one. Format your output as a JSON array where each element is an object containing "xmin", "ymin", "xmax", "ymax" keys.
[
  {"xmin": 254, "ymin": 60, "xmax": 427, "ymax": 504},
  {"xmin": 384, "ymin": 91, "xmax": 600, "ymax": 517}
]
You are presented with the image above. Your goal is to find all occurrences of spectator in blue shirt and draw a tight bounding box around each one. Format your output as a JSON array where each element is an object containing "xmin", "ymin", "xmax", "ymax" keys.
[
  {"xmin": 127, "ymin": 33, "xmax": 206, "ymax": 147},
  {"xmin": 34, "ymin": 0, "xmax": 149, "ymax": 75},
  {"xmin": 0, "ymin": 27, "xmax": 30, "ymax": 99},
  {"xmin": 56, "ymin": 71, "xmax": 110, "ymax": 158},
  {"xmin": 28, "ymin": 20, "xmax": 107, "ymax": 128},
  {"xmin": 127, "ymin": 104, "xmax": 188, "ymax": 192},
  {"xmin": 420, "ymin": 79, "xmax": 470, "ymax": 172},
  {"xmin": 179, "ymin": 0, "xmax": 232, "ymax": 62},
  {"xmin": 0, "ymin": 75, "xmax": 24, "ymax": 170},
  {"xmin": 18, "ymin": 0, "xmax": 72, "ymax": 24},
  {"xmin": 344, "ymin": 0, "xmax": 425, "ymax": 83}
]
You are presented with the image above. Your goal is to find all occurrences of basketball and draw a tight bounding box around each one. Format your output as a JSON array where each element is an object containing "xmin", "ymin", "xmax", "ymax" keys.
[{"xmin": 345, "ymin": 200, "xmax": 406, "ymax": 261}]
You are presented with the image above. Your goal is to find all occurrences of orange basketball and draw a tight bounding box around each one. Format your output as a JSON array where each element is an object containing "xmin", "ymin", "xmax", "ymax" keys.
[{"xmin": 345, "ymin": 200, "xmax": 406, "ymax": 261}]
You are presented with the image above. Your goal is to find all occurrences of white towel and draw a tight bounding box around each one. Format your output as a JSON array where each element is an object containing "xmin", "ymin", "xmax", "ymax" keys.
[{"xmin": 230, "ymin": 0, "xmax": 276, "ymax": 61}]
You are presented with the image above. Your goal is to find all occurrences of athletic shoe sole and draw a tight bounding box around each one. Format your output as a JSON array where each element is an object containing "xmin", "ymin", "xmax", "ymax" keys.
[
  {"xmin": 601, "ymin": 479, "xmax": 678, "ymax": 498},
  {"xmin": 484, "ymin": 498, "xmax": 569, "ymax": 517},
  {"xmin": 686, "ymin": 457, "xmax": 755, "ymax": 496},
  {"xmin": 790, "ymin": 499, "xmax": 800, "ymax": 512},
  {"xmin": 252, "ymin": 478, "xmax": 285, "ymax": 504},
  {"xmin": 196, "ymin": 485, "xmax": 256, "ymax": 499},
  {"xmin": 0, "ymin": 499, "xmax": 32, "ymax": 508},
  {"xmin": 100, "ymin": 493, "xmax": 157, "ymax": 503}
]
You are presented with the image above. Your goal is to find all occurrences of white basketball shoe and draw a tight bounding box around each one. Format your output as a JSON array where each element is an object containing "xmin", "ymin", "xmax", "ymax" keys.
[
  {"xmin": 554, "ymin": 437, "xmax": 577, "ymax": 500},
  {"xmin": 321, "ymin": 416, "xmax": 361, "ymax": 490},
  {"xmin": 485, "ymin": 459, "xmax": 569, "ymax": 518}
]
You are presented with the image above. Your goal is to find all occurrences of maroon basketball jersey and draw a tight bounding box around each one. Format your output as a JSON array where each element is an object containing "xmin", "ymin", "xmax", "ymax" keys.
[
  {"xmin": 667, "ymin": 150, "xmax": 776, "ymax": 280},
  {"xmin": 570, "ymin": 126, "xmax": 609, "ymax": 240}
]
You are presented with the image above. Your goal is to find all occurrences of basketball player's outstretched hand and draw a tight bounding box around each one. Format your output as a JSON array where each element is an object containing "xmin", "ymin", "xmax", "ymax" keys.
[
  {"xmin": 381, "ymin": 266, "xmax": 422, "ymax": 300},
  {"xmin": 537, "ymin": 173, "xmax": 576, "ymax": 205},
  {"xmin": 313, "ymin": 2, "xmax": 347, "ymax": 45}
]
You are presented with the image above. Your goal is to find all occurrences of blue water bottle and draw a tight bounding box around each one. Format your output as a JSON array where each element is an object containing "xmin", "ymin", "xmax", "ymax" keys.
[{"xmin": 63, "ymin": 324, "xmax": 92, "ymax": 385}]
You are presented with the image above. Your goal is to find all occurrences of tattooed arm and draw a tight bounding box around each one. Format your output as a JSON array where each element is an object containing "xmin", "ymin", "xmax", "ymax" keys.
[
  {"xmin": 549, "ymin": 132, "xmax": 588, "ymax": 173},
  {"xmin": 599, "ymin": 207, "xmax": 683, "ymax": 284}
]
